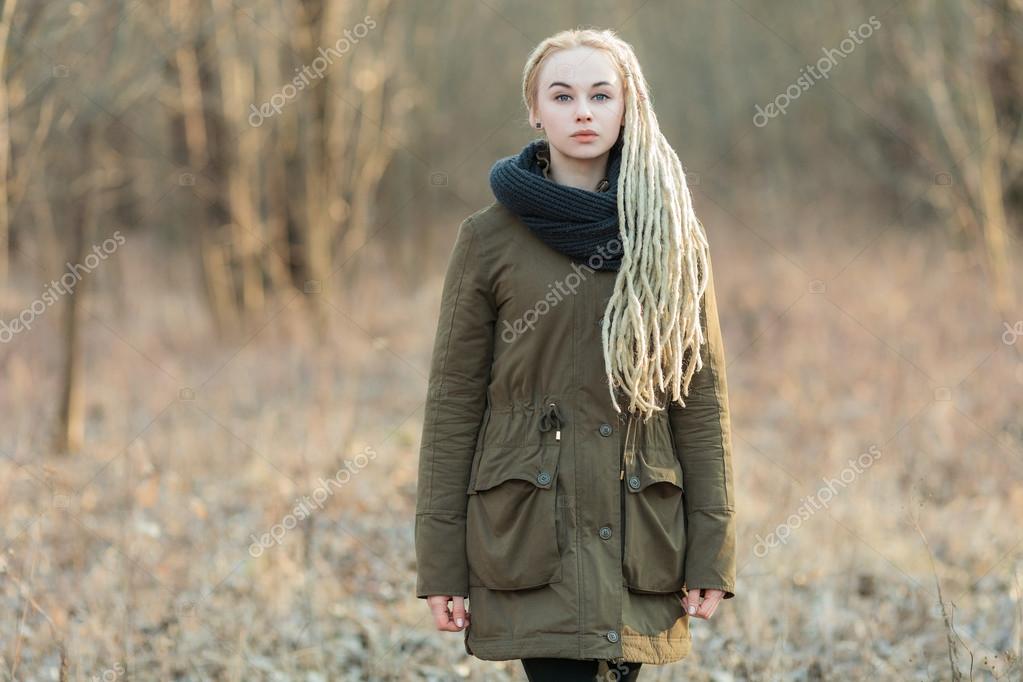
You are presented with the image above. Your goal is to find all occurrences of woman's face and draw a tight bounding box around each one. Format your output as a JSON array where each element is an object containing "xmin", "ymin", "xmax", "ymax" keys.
[{"xmin": 530, "ymin": 46, "xmax": 625, "ymax": 162}]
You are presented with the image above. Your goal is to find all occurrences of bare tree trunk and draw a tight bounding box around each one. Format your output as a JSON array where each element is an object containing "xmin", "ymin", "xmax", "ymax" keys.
[
  {"xmin": 56, "ymin": 122, "xmax": 99, "ymax": 455},
  {"xmin": 294, "ymin": 0, "xmax": 331, "ymax": 336},
  {"xmin": 255, "ymin": 30, "xmax": 297, "ymax": 296},
  {"xmin": 211, "ymin": 0, "xmax": 265, "ymax": 323},
  {"xmin": 885, "ymin": 1, "xmax": 1018, "ymax": 313},
  {"xmin": 167, "ymin": 0, "xmax": 243, "ymax": 337},
  {"xmin": 0, "ymin": 0, "xmax": 17, "ymax": 286},
  {"xmin": 333, "ymin": 0, "xmax": 401, "ymax": 283},
  {"xmin": 972, "ymin": 65, "xmax": 1015, "ymax": 315}
]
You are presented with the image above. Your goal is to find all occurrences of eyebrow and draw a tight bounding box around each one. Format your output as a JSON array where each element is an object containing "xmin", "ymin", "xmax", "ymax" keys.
[{"xmin": 548, "ymin": 81, "xmax": 614, "ymax": 89}]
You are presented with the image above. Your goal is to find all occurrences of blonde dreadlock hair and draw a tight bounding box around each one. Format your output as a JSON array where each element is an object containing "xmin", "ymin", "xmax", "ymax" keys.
[{"xmin": 522, "ymin": 28, "xmax": 712, "ymax": 423}]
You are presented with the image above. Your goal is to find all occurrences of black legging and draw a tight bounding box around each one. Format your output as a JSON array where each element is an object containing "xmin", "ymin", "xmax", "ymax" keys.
[{"xmin": 520, "ymin": 657, "xmax": 643, "ymax": 681}]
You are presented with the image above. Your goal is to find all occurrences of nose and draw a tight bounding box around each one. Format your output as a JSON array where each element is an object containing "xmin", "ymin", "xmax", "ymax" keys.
[{"xmin": 575, "ymin": 103, "xmax": 593, "ymax": 122}]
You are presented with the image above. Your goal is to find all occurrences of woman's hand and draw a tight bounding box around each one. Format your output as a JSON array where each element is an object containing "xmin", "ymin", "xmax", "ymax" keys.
[
  {"xmin": 682, "ymin": 588, "xmax": 724, "ymax": 619},
  {"xmin": 427, "ymin": 595, "xmax": 470, "ymax": 631}
]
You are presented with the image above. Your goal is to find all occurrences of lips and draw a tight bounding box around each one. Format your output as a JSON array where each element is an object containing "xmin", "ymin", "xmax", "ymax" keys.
[{"xmin": 572, "ymin": 130, "xmax": 598, "ymax": 137}]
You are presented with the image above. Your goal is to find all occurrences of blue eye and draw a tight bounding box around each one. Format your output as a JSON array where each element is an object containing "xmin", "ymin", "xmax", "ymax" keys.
[{"xmin": 555, "ymin": 93, "xmax": 611, "ymax": 102}]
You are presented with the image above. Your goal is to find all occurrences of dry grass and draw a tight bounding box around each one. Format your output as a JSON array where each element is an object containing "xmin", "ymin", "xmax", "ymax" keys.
[{"xmin": 1, "ymin": 199, "xmax": 1022, "ymax": 680}]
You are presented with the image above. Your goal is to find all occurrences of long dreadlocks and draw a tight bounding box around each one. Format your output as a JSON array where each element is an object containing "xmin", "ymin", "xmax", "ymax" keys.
[{"xmin": 522, "ymin": 28, "xmax": 712, "ymax": 422}]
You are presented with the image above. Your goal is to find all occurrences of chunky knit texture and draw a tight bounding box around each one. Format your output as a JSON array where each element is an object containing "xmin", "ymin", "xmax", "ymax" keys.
[{"xmin": 489, "ymin": 135, "xmax": 626, "ymax": 271}]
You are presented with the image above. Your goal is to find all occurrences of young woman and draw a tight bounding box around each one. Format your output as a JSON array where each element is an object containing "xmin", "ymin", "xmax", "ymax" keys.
[{"xmin": 415, "ymin": 28, "xmax": 736, "ymax": 681}]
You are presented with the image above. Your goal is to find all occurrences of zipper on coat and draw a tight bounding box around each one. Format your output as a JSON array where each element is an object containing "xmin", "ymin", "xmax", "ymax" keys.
[
  {"xmin": 619, "ymin": 413, "xmax": 640, "ymax": 564},
  {"xmin": 619, "ymin": 413, "xmax": 630, "ymax": 561},
  {"xmin": 619, "ymin": 468, "xmax": 625, "ymax": 560}
]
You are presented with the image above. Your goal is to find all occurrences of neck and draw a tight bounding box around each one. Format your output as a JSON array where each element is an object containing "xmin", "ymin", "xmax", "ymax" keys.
[{"xmin": 547, "ymin": 143, "xmax": 610, "ymax": 191}]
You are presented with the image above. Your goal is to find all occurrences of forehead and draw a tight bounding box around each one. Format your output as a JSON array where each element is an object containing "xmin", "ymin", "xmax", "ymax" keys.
[{"xmin": 538, "ymin": 46, "xmax": 620, "ymax": 88}]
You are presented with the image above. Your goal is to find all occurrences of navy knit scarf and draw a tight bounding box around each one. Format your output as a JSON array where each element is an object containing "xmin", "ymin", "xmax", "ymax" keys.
[{"xmin": 489, "ymin": 134, "xmax": 625, "ymax": 271}]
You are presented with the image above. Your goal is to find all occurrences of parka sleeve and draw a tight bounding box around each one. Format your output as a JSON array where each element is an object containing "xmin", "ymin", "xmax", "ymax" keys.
[
  {"xmin": 668, "ymin": 255, "xmax": 737, "ymax": 600},
  {"xmin": 415, "ymin": 215, "xmax": 496, "ymax": 599}
]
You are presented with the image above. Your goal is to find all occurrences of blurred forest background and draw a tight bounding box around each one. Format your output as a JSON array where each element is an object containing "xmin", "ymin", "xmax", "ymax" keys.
[{"xmin": 1, "ymin": 0, "xmax": 1022, "ymax": 679}]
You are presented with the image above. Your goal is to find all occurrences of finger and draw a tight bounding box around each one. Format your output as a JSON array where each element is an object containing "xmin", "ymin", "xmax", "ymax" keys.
[
  {"xmin": 428, "ymin": 596, "xmax": 459, "ymax": 632},
  {"xmin": 696, "ymin": 592, "xmax": 721, "ymax": 619},
  {"xmin": 451, "ymin": 596, "xmax": 468, "ymax": 629},
  {"xmin": 683, "ymin": 588, "xmax": 702, "ymax": 617}
]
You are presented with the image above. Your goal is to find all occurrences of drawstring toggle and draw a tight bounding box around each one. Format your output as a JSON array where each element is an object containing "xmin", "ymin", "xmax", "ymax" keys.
[{"xmin": 539, "ymin": 401, "xmax": 563, "ymax": 441}]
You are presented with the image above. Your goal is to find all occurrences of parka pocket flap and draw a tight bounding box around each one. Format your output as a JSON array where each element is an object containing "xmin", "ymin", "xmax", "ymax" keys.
[
  {"xmin": 465, "ymin": 440, "xmax": 565, "ymax": 589},
  {"xmin": 625, "ymin": 447, "xmax": 684, "ymax": 493},
  {"xmin": 622, "ymin": 446, "xmax": 687, "ymax": 593},
  {"xmin": 469, "ymin": 443, "xmax": 560, "ymax": 494}
]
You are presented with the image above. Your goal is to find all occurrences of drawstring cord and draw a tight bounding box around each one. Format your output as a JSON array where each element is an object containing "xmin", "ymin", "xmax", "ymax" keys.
[{"xmin": 539, "ymin": 401, "xmax": 564, "ymax": 441}]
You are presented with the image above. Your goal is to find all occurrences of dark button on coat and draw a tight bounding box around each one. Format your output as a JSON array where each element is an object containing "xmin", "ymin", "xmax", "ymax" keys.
[{"xmin": 415, "ymin": 201, "xmax": 736, "ymax": 665}]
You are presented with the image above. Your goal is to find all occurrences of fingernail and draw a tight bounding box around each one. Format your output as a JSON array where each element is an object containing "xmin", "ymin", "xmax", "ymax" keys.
[
  {"xmin": 688, "ymin": 606, "xmax": 696, "ymax": 615},
  {"xmin": 456, "ymin": 618, "xmax": 464, "ymax": 627}
]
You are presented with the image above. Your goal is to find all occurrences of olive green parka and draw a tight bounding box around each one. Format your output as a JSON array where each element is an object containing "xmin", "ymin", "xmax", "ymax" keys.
[{"xmin": 414, "ymin": 200, "xmax": 736, "ymax": 665}]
